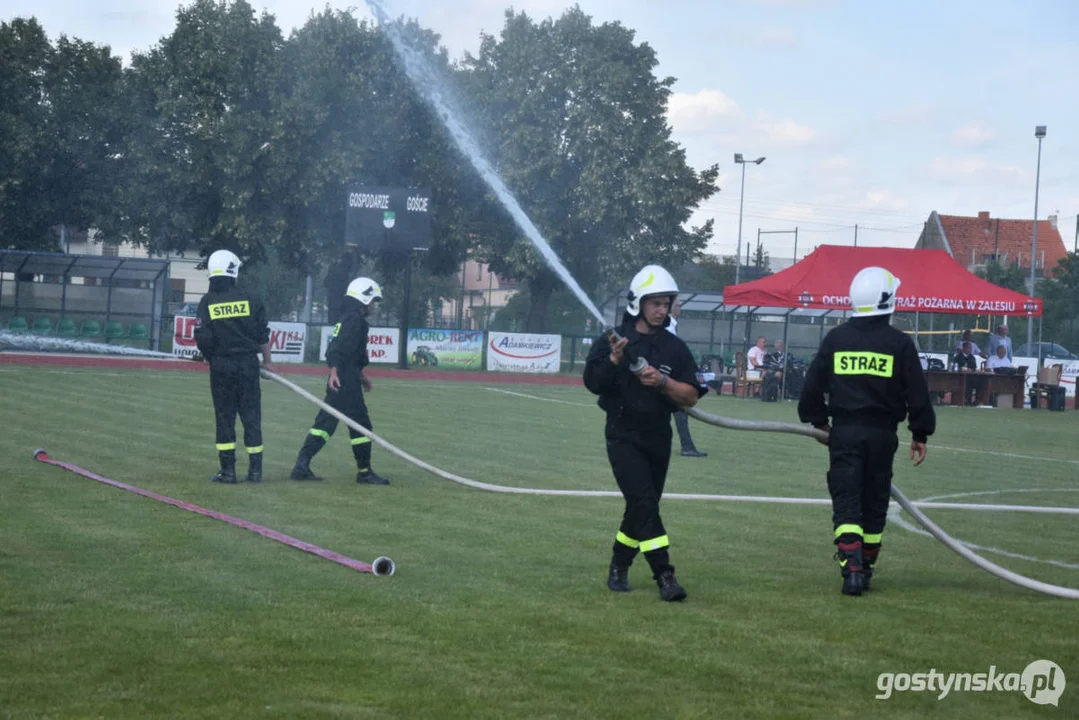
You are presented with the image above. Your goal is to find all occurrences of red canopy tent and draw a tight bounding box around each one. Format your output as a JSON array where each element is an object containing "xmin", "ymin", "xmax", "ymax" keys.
[{"xmin": 723, "ymin": 245, "xmax": 1042, "ymax": 317}]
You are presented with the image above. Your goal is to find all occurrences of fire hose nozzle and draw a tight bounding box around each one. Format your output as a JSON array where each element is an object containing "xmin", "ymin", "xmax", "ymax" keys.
[{"xmin": 604, "ymin": 326, "xmax": 649, "ymax": 375}]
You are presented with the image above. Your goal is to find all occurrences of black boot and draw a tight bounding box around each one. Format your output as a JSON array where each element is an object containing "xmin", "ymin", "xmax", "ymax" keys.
[
  {"xmin": 862, "ymin": 543, "xmax": 881, "ymax": 592},
  {"xmin": 356, "ymin": 469, "xmax": 390, "ymax": 485},
  {"xmin": 211, "ymin": 450, "xmax": 237, "ymax": 484},
  {"xmin": 656, "ymin": 568, "xmax": 687, "ymax": 602},
  {"xmin": 245, "ymin": 452, "xmax": 263, "ymax": 483},
  {"xmin": 607, "ymin": 563, "xmax": 631, "ymax": 592},
  {"xmin": 680, "ymin": 449, "xmax": 708, "ymax": 457},
  {"xmin": 835, "ymin": 540, "xmax": 865, "ymax": 596},
  {"xmin": 290, "ymin": 454, "xmax": 322, "ymax": 481}
]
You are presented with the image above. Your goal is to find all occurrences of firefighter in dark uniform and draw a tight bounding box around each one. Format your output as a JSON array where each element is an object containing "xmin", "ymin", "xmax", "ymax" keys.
[
  {"xmin": 584, "ymin": 265, "xmax": 707, "ymax": 602},
  {"xmin": 290, "ymin": 276, "xmax": 390, "ymax": 485},
  {"xmin": 798, "ymin": 266, "xmax": 936, "ymax": 596},
  {"xmin": 193, "ymin": 249, "xmax": 273, "ymax": 484}
]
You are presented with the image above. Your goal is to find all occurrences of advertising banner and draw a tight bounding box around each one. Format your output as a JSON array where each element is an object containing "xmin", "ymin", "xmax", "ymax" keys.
[
  {"xmin": 486, "ymin": 332, "xmax": 562, "ymax": 374},
  {"xmin": 406, "ymin": 328, "xmax": 483, "ymax": 369},
  {"xmin": 267, "ymin": 322, "xmax": 306, "ymax": 364},
  {"xmin": 172, "ymin": 316, "xmax": 200, "ymax": 359},
  {"xmin": 319, "ymin": 326, "xmax": 400, "ymax": 364}
]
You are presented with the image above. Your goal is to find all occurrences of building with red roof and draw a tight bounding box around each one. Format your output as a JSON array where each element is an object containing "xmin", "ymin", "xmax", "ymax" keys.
[{"xmin": 915, "ymin": 210, "xmax": 1067, "ymax": 280}]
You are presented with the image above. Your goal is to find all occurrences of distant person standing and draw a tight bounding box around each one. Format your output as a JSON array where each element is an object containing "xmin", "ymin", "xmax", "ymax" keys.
[
  {"xmin": 987, "ymin": 325, "xmax": 1012, "ymax": 361},
  {"xmin": 667, "ymin": 300, "xmax": 707, "ymax": 458},
  {"xmin": 194, "ymin": 250, "xmax": 273, "ymax": 484},
  {"xmin": 954, "ymin": 329, "xmax": 982, "ymax": 358}
]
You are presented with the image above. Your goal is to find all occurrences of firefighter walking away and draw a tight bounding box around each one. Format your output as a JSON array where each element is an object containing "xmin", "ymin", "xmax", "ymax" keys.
[{"xmin": 798, "ymin": 266, "xmax": 935, "ymax": 596}]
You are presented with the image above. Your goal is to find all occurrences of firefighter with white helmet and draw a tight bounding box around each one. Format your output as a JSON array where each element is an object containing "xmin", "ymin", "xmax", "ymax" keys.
[
  {"xmin": 290, "ymin": 277, "xmax": 390, "ymax": 485},
  {"xmin": 798, "ymin": 266, "xmax": 936, "ymax": 595},
  {"xmin": 194, "ymin": 249, "xmax": 272, "ymax": 484},
  {"xmin": 583, "ymin": 264, "xmax": 707, "ymax": 602}
]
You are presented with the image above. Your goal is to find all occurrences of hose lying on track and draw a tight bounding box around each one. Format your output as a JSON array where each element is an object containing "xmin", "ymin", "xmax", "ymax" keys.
[{"xmin": 264, "ymin": 370, "xmax": 1078, "ymax": 599}]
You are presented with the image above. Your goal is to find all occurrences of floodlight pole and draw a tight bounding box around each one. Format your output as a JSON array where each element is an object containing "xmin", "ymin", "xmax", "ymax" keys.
[
  {"xmin": 733, "ymin": 154, "xmax": 765, "ymax": 285},
  {"xmin": 1028, "ymin": 125, "xmax": 1046, "ymax": 347},
  {"xmin": 399, "ymin": 243, "xmax": 411, "ymax": 370}
]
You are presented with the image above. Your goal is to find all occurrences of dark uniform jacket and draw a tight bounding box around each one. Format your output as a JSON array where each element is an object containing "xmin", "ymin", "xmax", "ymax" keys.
[
  {"xmin": 584, "ymin": 321, "xmax": 707, "ymax": 431},
  {"xmin": 194, "ymin": 286, "xmax": 269, "ymax": 359},
  {"xmin": 798, "ymin": 315, "xmax": 936, "ymax": 442},
  {"xmin": 325, "ymin": 306, "xmax": 370, "ymax": 385},
  {"xmin": 952, "ymin": 350, "xmax": 978, "ymax": 371}
]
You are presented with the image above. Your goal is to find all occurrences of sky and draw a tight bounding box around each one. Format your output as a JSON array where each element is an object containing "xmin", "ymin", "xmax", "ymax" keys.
[{"xmin": 6, "ymin": 0, "xmax": 1079, "ymax": 265}]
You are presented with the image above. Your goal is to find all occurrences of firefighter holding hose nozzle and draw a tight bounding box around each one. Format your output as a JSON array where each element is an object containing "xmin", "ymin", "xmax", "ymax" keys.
[{"xmin": 584, "ymin": 265, "xmax": 707, "ymax": 602}]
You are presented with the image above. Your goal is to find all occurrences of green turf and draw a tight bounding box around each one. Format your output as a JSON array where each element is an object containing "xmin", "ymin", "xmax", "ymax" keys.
[{"xmin": 0, "ymin": 365, "xmax": 1076, "ymax": 718}]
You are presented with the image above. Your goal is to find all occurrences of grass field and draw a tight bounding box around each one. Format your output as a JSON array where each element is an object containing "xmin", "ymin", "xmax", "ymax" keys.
[{"xmin": 1, "ymin": 362, "xmax": 1077, "ymax": 719}]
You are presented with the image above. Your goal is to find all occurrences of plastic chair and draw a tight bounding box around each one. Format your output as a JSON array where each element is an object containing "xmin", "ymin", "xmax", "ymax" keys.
[
  {"xmin": 733, "ymin": 351, "xmax": 762, "ymax": 398},
  {"xmin": 31, "ymin": 317, "xmax": 53, "ymax": 335},
  {"xmin": 81, "ymin": 320, "xmax": 102, "ymax": 337},
  {"xmin": 56, "ymin": 318, "xmax": 79, "ymax": 337},
  {"xmin": 128, "ymin": 322, "xmax": 149, "ymax": 340},
  {"xmin": 7, "ymin": 316, "xmax": 29, "ymax": 333},
  {"xmin": 105, "ymin": 321, "xmax": 126, "ymax": 339}
]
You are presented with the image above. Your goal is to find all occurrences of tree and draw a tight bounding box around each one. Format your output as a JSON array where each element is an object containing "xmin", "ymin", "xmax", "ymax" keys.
[
  {"xmin": 0, "ymin": 18, "xmax": 125, "ymax": 250},
  {"xmin": 690, "ymin": 253, "xmax": 737, "ymax": 291},
  {"xmin": 114, "ymin": 0, "xmax": 286, "ymax": 258},
  {"xmin": 974, "ymin": 258, "xmax": 1034, "ymax": 343},
  {"xmin": 459, "ymin": 7, "xmax": 719, "ymax": 331},
  {"xmin": 752, "ymin": 239, "xmax": 772, "ymax": 277},
  {"xmin": 1039, "ymin": 252, "xmax": 1079, "ymax": 352},
  {"xmin": 975, "ymin": 259, "xmax": 1028, "ymax": 294},
  {"xmin": 273, "ymin": 10, "xmax": 490, "ymax": 303}
]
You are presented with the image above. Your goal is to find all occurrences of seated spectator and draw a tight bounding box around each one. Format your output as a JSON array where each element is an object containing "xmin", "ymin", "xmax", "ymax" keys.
[
  {"xmin": 955, "ymin": 329, "xmax": 983, "ymax": 358},
  {"xmin": 952, "ymin": 341, "xmax": 984, "ymax": 405},
  {"xmin": 952, "ymin": 342, "xmax": 978, "ymax": 372},
  {"xmin": 985, "ymin": 344, "xmax": 1013, "ymax": 370},
  {"xmin": 761, "ymin": 340, "xmax": 786, "ymax": 402},
  {"xmin": 746, "ymin": 335, "xmax": 767, "ymax": 380}
]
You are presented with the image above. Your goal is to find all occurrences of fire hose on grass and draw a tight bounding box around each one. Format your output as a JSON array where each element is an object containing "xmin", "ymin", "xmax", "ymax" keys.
[
  {"xmin": 264, "ymin": 358, "xmax": 1079, "ymax": 600},
  {"xmin": 4, "ymin": 326, "xmax": 1073, "ymax": 598}
]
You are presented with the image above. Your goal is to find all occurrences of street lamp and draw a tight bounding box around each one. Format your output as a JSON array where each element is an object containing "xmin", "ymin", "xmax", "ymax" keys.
[
  {"xmin": 734, "ymin": 153, "xmax": 766, "ymax": 285},
  {"xmin": 1028, "ymin": 125, "xmax": 1046, "ymax": 347}
]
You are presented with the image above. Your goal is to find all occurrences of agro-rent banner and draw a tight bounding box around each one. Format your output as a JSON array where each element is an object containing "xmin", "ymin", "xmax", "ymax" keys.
[{"xmin": 406, "ymin": 329, "xmax": 483, "ymax": 369}]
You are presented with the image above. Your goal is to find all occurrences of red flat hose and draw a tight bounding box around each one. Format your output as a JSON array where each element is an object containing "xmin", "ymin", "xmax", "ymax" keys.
[{"xmin": 32, "ymin": 449, "xmax": 395, "ymax": 577}]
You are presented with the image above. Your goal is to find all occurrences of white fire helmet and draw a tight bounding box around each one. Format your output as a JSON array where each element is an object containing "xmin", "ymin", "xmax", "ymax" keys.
[
  {"xmin": 206, "ymin": 250, "xmax": 242, "ymax": 279},
  {"xmin": 625, "ymin": 265, "xmax": 679, "ymax": 316},
  {"xmin": 849, "ymin": 266, "xmax": 901, "ymax": 317},
  {"xmin": 346, "ymin": 277, "xmax": 383, "ymax": 305}
]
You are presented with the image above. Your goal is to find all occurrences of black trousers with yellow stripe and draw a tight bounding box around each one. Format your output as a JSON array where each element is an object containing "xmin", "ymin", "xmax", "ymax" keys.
[
  {"xmin": 606, "ymin": 418, "xmax": 674, "ymax": 579},
  {"xmin": 826, "ymin": 422, "xmax": 898, "ymax": 547},
  {"xmin": 298, "ymin": 381, "xmax": 373, "ymax": 470},
  {"xmin": 209, "ymin": 353, "xmax": 263, "ymax": 455}
]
